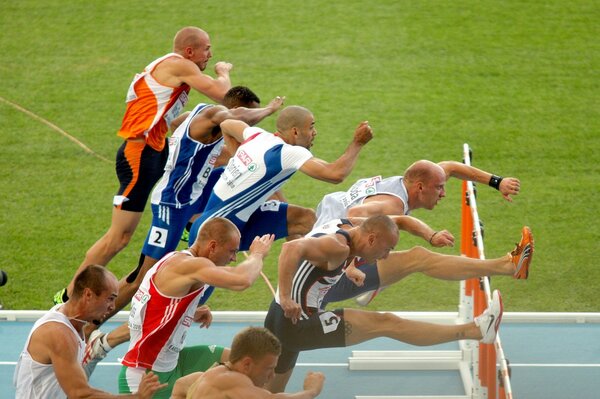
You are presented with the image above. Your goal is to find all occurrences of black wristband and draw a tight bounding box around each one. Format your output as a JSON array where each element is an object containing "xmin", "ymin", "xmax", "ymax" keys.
[
  {"xmin": 429, "ymin": 231, "xmax": 438, "ymax": 245},
  {"xmin": 489, "ymin": 175, "xmax": 503, "ymax": 190}
]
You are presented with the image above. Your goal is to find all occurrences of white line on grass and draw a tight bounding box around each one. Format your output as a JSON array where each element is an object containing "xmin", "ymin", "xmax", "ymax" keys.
[{"xmin": 0, "ymin": 95, "xmax": 111, "ymax": 163}]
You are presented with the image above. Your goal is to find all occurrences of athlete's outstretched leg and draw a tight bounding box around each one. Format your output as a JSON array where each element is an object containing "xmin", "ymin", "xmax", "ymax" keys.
[
  {"xmin": 344, "ymin": 290, "xmax": 503, "ymax": 346},
  {"xmin": 67, "ymin": 208, "xmax": 143, "ymax": 295},
  {"xmin": 376, "ymin": 246, "xmax": 515, "ymax": 287}
]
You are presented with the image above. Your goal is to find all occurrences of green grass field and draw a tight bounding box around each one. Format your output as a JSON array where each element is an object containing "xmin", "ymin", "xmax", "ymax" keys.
[{"xmin": 0, "ymin": 0, "xmax": 598, "ymax": 312}]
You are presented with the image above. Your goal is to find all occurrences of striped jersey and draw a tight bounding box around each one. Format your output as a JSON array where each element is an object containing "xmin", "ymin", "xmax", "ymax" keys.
[
  {"xmin": 199, "ymin": 126, "xmax": 313, "ymax": 228},
  {"xmin": 14, "ymin": 305, "xmax": 84, "ymax": 399},
  {"xmin": 275, "ymin": 219, "xmax": 356, "ymax": 320},
  {"xmin": 315, "ymin": 175, "xmax": 410, "ymax": 226},
  {"xmin": 117, "ymin": 53, "xmax": 190, "ymax": 151},
  {"xmin": 150, "ymin": 103, "xmax": 223, "ymax": 208},
  {"xmin": 121, "ymin": 250, "xmax": 207, "ymax": 372}
]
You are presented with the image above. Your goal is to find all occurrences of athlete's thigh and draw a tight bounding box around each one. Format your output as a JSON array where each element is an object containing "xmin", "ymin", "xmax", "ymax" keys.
[
  {"xmin": 142, "ymin": 204, "xmax": 191, "ymax": 259},
  {"xmin": 267, "ymin": 301, "xmax": 346, "ymax": 351},
  {"xmin": 376, "ymin": 247, "xmax": 430, "ymax": 286},
  {"xmin": 323, "ymin": 262, "xmax": 380, "ymax": 305},
  {"xmin": 116, "ymin": 141, "xmax": 167, "ymax": 212},
  {"xmin": 239, "ymin": 200, "xmax": 289, "ymax": 250}
]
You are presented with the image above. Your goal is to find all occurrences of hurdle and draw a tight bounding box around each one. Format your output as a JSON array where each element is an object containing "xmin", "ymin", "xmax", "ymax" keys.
[{"xmin": 351, "ymin": 144, "xmax": 513, "ymax": 399}]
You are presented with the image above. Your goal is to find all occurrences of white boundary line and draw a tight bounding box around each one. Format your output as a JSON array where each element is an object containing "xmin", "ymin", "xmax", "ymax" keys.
[
  {"xmin": 2, "ymin": 361, "xmax": 599, "ymax": 368},
  {"xmin": 0, "ymin": 95, "xmax": 111, "ymax": 163},
  {"xmin": 2, "ymin": 310, "xmax": 600, "ymax": 323}
]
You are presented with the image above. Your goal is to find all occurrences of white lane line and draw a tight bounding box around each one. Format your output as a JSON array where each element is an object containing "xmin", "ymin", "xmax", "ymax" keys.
[
  {"xmin": 2, "ymin": 362, "xmax": 599, "ymax": 368},
  {"xmin": 0, "ymin": 95, "xmax": 111, "ymax": 163}
]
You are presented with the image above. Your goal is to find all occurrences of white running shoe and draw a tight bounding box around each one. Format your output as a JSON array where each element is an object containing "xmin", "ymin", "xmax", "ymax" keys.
[
  {"xmin": 474, "ymin": 290, "xmax": 503, "ymax": 344},
  {"xmin": 82, "ymin": 330, "xmax": 110, "ymax": 378},
  {"xmin": 355, "ymin": 286, "xmax": 387, "ymax": 306}
]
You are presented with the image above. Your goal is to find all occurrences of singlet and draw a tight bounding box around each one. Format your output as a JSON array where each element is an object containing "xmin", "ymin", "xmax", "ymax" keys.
[
  {"xmin": 14, "ymin": 305, "xmax": 85, "ymax": 399},
  {"xmin": 117, "ymin": 53, "xmax": 190, "ymax": 151},
  {"xmin": 275, "ymin": 219, "xmax": 355, "ymax": 320},
  {"xmin": 314, "ymin": 175, "xmax": 410, "ymax": 227},
  {"xmin": 199, "ymin": 126, "xmax": 313, "ymax": 227},
  {"xmin": 150, "ymin": 103, "xmax": 224, "ymax": 208},
  {"xmin": 121, "ymin": 250, "xmax": 208, "ymax": 372}
]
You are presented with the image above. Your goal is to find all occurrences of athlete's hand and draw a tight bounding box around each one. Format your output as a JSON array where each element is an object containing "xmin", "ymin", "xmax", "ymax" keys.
[
  {"xmin": 430, "ymin": 230, "xmax": 455, "ymax": 247},
  {"xmin": 303, "ymin": 371, "xmax": 325, "ymax": 396},
  {"xmin": 194, "ymin": 305, "xmax": 213, "ymax": 328},
  {"xmin": 137, "ymin": 371, "xmax": 168, "ymax": 399},
  {"xmin": 353, "ymin": 121, "xmax": 373, "ymax": 146},
  {"xmin": 214, "ymin": 61, "xmax": 233, "ymax": 76},
  {"xmin": 499, "ymin": 177, "xmax": 520, "ymax": 202},
  {"xmin": 267, "ymin": 96, "xmax": 286, "ymax": 113},
  {"xmin": 248, "ymin": 234, "xmax": 275, "ymax": 259},
  {"xmin": 281, "ymin": 297, "xmax": 302, "ymax": 324},
  {"xmin": 345, "ymin": 263, "xmax": 366, "ymax": 287}
]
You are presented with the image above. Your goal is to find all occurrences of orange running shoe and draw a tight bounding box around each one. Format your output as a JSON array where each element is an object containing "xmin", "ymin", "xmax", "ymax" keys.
[{"xmin": 511, "ymin": 226, "xmax": 534, "ymax": 279}]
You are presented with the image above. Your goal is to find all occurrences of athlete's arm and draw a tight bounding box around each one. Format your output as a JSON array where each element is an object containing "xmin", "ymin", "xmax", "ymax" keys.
[
  {"xmin": 172, "ymin": 372, "xmax": 203, "ymax": 399},
  {"xmin": 390, "ymin": 215, "xmax": 454, "ymax": 247},
  {"xmin": 438, "ymin": 161, "xmax": 520, "ymax": 202},
  {"xmin": 184, "ymin": 234, "xmax": 274, "ymax": 291},
  {"xmin": 173, "ymin": 59, "xmax": 232, "ymax": 104},
  {"xmin": 278, "ymin": 235, "xmax": 349, "ymax": 323},
  {"xmin": 220, "ymin": 119, "xmax": 250, "ymax": 144},
  {"xmin": 346, "ymin": 215, "xmax": 454, "ymax": 247},
  {"xmin": 191, "ymin": 371, "xmax": 324, "ymax": 399},
  {"xmin": 219, "ymin": 95, "xmax": 285, "ymax": 126},
  {"xmin": 169, "ymin": 111, "xmax": 191, "ymax": 131},
  {"xmin": 346, "ymin": 195, "xmax": 406, "ymax": 217},
  {"xmin": 42, "ymin": 324, "xmax": 164, "ymax": 398},
  {"xmin": 299, "ymin": 121, "xmax": 373, "ymax": 184}
]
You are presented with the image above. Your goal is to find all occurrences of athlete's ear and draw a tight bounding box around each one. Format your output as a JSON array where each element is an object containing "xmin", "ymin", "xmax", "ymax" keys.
[
  {"xmin": 240, "ymin": 356, "xmax": 253, "ymax": 373},
  {"xmin": 207, "ymin": 240, "xmax": 218, "ymax": 254},
  {"xmin": 368, "ymin": 233, "xmax": 376, "ymax": 246},
  {"xmin": 82, "ymin": 287, "xmax": 95, "ymax": 303}
]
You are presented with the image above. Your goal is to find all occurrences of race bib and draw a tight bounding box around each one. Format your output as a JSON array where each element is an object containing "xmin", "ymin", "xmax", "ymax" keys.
[
  {"xmin": 164, "ymin": 91, "xmax": 189, "ymax": 126},
  {"xmin": 260, "ymin": 200, "xmax": 281, "ymax": 212},
  {"xmin": 341, "ymin": 176, "xmax": 382, "ymax": 208},
  {"xmin": 222, "ymin": 149, "xmax": 258, "ymax": 189},
  {"xmin": 319, "ymin": 311, "xmax": 342, "ymax": 334},
  {"xmin": 148, "ymin": 226, "xmax": 168, "ymax": 248},
  {"xmin": 164, "ymin": 136, "xmax": 179, "ymax": 171}
]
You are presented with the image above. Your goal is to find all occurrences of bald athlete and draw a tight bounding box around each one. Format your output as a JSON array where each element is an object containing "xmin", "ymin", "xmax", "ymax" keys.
[{"xmin": 58, "ymin": 27, "xmax": 234, "ymax": 304}]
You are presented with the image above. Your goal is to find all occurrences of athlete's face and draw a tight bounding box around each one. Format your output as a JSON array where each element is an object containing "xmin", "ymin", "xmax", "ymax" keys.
[
  {"xmin": 189, "ymin": 33, "xmax": 212, "ymax": 71},
  {"xmin": 88, "ymin": 275, "xmax": 118, "ymax": 323},
  {"xmin": 361, "ymin": 230, "xmax": 398, "ymax": 263},
  {"xmin": 246, "ymin": 353, "xmax": 279, "ymax": 387},
  {"xmin": 294, "ymin": 114, "xmax": 317, "ymax": 149},
  {"xmin": 419, "ymin": 172, "xmax": 446, "ymax": 210},
  {"xmin": 210, "ymin": 233, "xmax": 240, "ymax": 266}
]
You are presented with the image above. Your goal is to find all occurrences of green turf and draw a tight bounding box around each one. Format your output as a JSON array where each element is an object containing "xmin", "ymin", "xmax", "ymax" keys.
[{"xmin": 0, "ymin": 0, "xmax": 598, "ymax": 312}]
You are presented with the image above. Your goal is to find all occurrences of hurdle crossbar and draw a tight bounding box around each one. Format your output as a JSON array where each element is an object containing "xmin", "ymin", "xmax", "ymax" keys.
[
  {"xmin": 348, "ymin": 144, "xmax": 514, "ymax": 398},
  {"xmin": 461, "ymin": 143, "xmax": 513, "ymax": 399}
]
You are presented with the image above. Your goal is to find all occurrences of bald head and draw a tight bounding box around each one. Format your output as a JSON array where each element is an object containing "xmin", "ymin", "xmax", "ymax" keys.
[
  {"xmin": 360, "ymin": 214, "xmax": 399, "ymax": 237},
  {"xmin": 403, "ymin": 160, "xmax": 446, "ymax": 186},
  {"xmin": 403, "ymin": 160, "xmax": 447, "ymax": 210},
  {"xmin": 276, "ymin": 106, "xmax": 313, "ymax": 134},
  {"xmin": 71, "ymin": 264, "xmax": 117, "ymax": 300},
  {"xmin": 173, "ymin": 26, "xmax": 209, "ymax": 54},
  {"xmin": 197, "ymin": 217, "xmax": 241, "ymax": 244}
]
